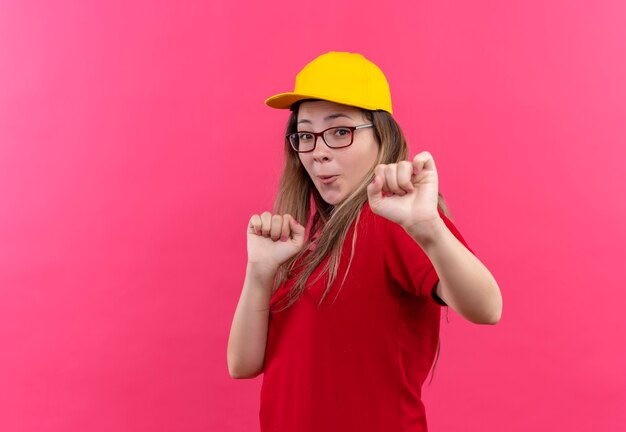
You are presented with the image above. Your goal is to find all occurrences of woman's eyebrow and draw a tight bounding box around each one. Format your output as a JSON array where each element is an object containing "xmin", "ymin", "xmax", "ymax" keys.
[
  {"xmin": 297, "ymin": 113, "xmax": 354, "ymax": 124},
  {"xmin": 325, "ymin": 113, "xmax": 353, "ymax": 121}
]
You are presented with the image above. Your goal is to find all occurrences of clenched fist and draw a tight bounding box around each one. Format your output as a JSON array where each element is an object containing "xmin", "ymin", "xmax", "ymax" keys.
[
  {"xmin": 247, "ymin": 212, "xmax": 306, "ymax": 274},
  {"xmin": 366, "ymin": 151, "xmax": 441, "ymax": 239}
]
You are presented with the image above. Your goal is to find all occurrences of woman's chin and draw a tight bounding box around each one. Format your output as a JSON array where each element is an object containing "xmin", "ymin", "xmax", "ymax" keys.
[{"xmin": 319, "ymin": 191, "xmax": 344, "ymax": 206}]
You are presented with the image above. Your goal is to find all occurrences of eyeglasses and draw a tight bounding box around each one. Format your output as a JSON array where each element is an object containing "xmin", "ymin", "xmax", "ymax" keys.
[{"xmin": 286, "ymin": 123, "xmax": 374, "ymax": 153}]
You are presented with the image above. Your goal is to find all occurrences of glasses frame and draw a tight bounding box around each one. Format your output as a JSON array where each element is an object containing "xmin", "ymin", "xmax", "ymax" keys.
[{"xmin": 286, "ymin": 123, "xmax": 374, "ymax": 153}]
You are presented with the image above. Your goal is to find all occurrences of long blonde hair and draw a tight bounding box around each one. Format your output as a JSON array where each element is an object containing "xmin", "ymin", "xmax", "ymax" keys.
[{"xmin": 271, "ymin": 101, "xmax": 451, "ymax": 311}]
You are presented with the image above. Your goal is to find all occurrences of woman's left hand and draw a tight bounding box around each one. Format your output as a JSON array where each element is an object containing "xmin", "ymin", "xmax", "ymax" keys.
[{"xmin": 367, "ymin": 151, "xmax": 441, "ymax": 239}]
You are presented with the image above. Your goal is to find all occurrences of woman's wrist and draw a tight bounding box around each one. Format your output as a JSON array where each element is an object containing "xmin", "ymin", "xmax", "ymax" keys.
[
  {"xmin": 403, "ymin": 216, "xmax": 447, "ymax": 248},
  {"xmin": 246, "ymin": 261, "xmax": 279, "ymax": 283}
]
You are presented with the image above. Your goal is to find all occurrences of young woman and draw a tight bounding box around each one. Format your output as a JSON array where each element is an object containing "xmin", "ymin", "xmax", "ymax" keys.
[{"xmin": 227, "ymin": 51, "xmax": 502, "ymax": 432}]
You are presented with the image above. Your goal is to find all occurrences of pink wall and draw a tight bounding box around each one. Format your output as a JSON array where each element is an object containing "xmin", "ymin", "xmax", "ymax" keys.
[{"xmin": 1, "ymin": 1, "xmax": 625, "ymax": 431}]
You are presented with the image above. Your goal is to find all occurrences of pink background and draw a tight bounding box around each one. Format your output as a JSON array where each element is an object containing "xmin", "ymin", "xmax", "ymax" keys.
[{"xmin": 1, "ymin": 1, "xmax": 625, "ymax": 431}]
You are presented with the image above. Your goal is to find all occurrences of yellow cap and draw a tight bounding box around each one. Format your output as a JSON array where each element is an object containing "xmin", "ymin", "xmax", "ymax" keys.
[{"xmin": 265, "ymin": 51, "xmax": 393, "ymax": 114}]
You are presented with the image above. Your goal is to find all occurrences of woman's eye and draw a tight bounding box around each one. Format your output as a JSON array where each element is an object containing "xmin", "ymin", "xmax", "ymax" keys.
[
  {"xmin": 299, "ymin": 133, "xmax": 313, "ymax": 141},
  {"xmin": 334, "ymin": 128, "xmax": 351, "ymax": 137}
]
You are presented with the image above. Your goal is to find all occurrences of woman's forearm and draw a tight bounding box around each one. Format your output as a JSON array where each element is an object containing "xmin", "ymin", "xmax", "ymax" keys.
[
  {"xmin": 407, "ymin": 217, "xmax": 503, "ymax": 325},
  {"xmin": 227, "ymin": 263, "xmax": 276, "ymax": 379}
]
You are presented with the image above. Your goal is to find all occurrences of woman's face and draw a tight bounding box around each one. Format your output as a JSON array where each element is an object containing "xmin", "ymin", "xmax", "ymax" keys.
[{"xmin": 296, "ymin": 100, "xmax": 379, "ymax": 205}]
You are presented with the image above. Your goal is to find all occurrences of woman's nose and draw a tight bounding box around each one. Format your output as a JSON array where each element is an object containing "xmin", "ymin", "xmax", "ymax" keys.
[{"xmin": 311, "ymin": 136, "xmax": 332, "ymax": 161}]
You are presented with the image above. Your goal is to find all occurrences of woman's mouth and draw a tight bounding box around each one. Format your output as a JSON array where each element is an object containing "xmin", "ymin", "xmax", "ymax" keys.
[{"xmin": 317, "ymin": 175, "xmax": 338, "ymax": 185}]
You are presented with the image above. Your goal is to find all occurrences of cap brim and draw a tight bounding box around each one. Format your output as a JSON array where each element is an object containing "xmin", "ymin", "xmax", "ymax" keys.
[
  {"xmin": 265, "ymin": 92, "xmax": 392, "ymax": 113},
  {"xmin": 264, "ymin": 92, "xmax": 325, "ymax": 110}
]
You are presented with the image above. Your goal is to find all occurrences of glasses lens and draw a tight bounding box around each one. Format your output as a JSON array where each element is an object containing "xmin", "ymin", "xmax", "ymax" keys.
[
  {"xmin": 323, "ymin": 127, "xmax": 353, "ymax": 148},
  {"xmin": 289, "ymin": 132, "xmax": 316, "ymax": 152},
  {"xmin": 288, "ymin": 133, "xmax": 300, "ymax": 151}
]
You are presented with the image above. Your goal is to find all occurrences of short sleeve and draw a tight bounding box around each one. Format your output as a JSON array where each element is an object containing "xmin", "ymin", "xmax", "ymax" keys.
[{"xmin": 383, "ymin": 208, "xmax": 476, "ymax": 305}]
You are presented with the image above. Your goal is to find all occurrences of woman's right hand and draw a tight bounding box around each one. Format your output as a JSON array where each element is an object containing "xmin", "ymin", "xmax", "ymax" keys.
[{"xmin": 247, "ymin": 212, "xmax": 306, "ymax": 274}]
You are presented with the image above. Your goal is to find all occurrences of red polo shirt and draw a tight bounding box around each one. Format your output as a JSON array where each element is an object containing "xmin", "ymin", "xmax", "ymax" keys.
[{"xmin": 260, "ymin": 202, "xmax": 474, "ymax": 431}]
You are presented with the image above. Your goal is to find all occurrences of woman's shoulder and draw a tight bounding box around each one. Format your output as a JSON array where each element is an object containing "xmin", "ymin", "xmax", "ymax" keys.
[
  {"xmin": 358, "ymin": 201, "xmax": 387, "ymax": 232},
  {"xmin": 359, "ymin": 201, "xmax": 470, "ymax": 249}
]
